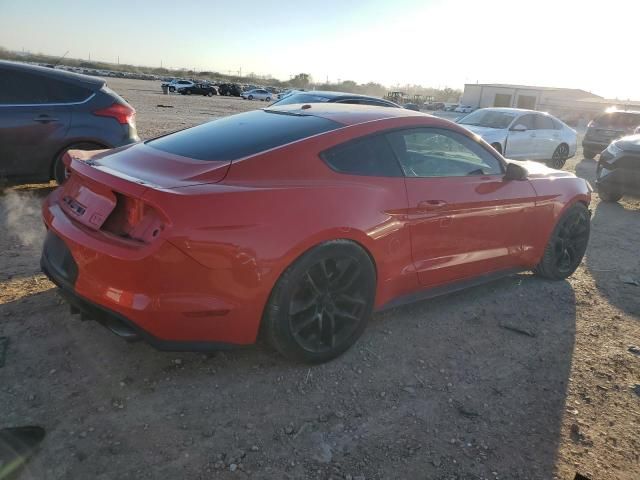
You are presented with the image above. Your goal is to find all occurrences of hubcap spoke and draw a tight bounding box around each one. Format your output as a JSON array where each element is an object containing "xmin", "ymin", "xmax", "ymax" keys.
[{"xmin": 288, "ymin": 255, "xmax": 367, "ymax": 353}]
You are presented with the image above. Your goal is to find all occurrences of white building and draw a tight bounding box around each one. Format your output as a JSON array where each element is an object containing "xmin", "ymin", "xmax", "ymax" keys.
[{"xmin": 460, "ymin": 83, "xmax": 640, "ymax": 125}]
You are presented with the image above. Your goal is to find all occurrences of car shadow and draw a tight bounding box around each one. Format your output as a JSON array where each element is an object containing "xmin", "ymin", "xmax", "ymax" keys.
[
  {"xmin": 586, "ymin": 200, "xmax": 640, "ymax": 318},
  {"xmin": 1, "ymin": 273, "xmax": 577, "ymax": 479}
]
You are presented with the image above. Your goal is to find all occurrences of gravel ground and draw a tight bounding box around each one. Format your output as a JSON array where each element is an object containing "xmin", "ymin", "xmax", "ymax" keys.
[{"xmin": 1, "ymin": 78, "xmax": 638, "ymax": 480}]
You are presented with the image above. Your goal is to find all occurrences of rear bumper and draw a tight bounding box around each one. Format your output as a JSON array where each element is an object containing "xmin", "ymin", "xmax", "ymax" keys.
[
  {"xmin": 41, "ymin": 249, "xmax": 235, "ymax": 351},
  {"xmin": 40, "ymin": 190, "xmax": 264, "ymax": 348}
]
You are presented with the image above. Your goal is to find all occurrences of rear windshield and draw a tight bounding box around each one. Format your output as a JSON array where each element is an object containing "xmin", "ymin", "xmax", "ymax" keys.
[
  {"xmin": 593, "ymin": 112, "xmax": 640, "ymax": 129},
  {"xmin": 147, "ymin": 109, "xmax": 341, "ymax": 161},
  {"xmin": 273, "ymin": 93, "xmax": 332, "ymax": 106}
]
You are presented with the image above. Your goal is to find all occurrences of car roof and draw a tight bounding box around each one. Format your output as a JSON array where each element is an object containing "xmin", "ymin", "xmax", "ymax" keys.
[
  {"xmin": 475, "ymin": 107, "xmax": 544, "ymax": 115},
  {"xmin": 0, "ymin": 60, "xmax": 106, "ymax": 90},
  {"xmin": 264, "ymin": 103, "xmax": 433, "ymax": 126},
  {"xmin": 286, "ymin": 90, "xmax": 398, "ymax": 105}
]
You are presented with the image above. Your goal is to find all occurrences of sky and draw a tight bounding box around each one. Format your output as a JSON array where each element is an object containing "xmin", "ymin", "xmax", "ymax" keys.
[{"xmin": 1, "ymin": 0, "xmax": 638, "ymax": 99}]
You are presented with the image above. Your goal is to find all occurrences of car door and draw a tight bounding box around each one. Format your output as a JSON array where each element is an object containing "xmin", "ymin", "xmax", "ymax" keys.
[
  {"xmin": 533, "ymin": 114, "xmax": 559, "ymax": 159},
  {"xmin": 0, "ymin": 68, "xmax": 72, "ymax": 179},
  {"xmin": 505, "ymin": 114, "xmax": 535, "ymax": 159},
  {"xmin": 387, "ymin": 128, "xmax": 538, "ymax": 287}
]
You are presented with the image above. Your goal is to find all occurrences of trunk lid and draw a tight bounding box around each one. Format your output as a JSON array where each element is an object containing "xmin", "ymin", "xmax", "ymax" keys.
[{"xmin": 69, "ymin": 143, "xmax": 232, "ymax": 189}]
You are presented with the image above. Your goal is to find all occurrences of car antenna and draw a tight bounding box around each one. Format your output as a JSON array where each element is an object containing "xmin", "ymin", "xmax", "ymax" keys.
[{"xmin": 53, "ymin": 50, "xmax": 70, "ymax": 67}]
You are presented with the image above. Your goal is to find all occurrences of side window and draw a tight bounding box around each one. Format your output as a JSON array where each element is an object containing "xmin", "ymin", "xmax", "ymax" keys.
[
  {"xmin": 321, "ymin": 135, "xmax": 403, "ymax": 177},
  {"xmin": 534, "ymin": 115, "xmax": 554, "ymax": 130},
  {"xmin": 0, "ymin": 70, "xmax": 49, "ymax": 104},
  {"xmin": 386, "ymin": 128, "xmax": 503, "ymax": 178},
  {"xmin": 45, "ymin": 77, "xmax": 93, "ymax": 103},
  {"xmin": 0, "ymin": 69, "xmax": 91, "ymax": 104},
  {"xmin": 513, "ymin": 114, "xmax": 535, "ymax": 130}
]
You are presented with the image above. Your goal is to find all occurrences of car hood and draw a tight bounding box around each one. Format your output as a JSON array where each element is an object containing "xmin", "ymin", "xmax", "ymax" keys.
[
  {"xmin": 459, "ymin": 125, "xmax": 506, "ymax": 138},
  {"xmin": 66, "ymin": 143, "xmax": 231, "ymax": 189},
  {"xmin": 617, "ymin": 134, "xmax": 640, "ymax": 152}
]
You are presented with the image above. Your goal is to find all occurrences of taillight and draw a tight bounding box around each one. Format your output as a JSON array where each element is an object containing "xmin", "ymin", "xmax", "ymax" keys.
[
  {"xmin": 102, "ymin": 194, "xmax": 165, "ymax": 244},
  {"xmin": 93, "ymin": 103, "xmax": 136, "ymax": 125}
]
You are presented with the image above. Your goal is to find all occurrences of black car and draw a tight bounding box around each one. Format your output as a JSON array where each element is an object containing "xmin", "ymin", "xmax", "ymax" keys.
[
  {"xmin": 596, "ymin": 133, "xmax": 640, "ymax": 202},
  {"xmin": 179, "ymin": 83, "xmax": 217, "ymax": 96},
  {"xmin": 0, "ymin": 61, "xmax": 139, "ymax": 183},
  {"xmin": 218, "ymin": 83, "xmax": 243, "ymax": 97},
  {"xmin": 269, "ymin": 91, "xmax": 401, "ymax": 108},
  {"xmin": 583, "ymin": 110, "xmax": 640, "ymax": 159}
]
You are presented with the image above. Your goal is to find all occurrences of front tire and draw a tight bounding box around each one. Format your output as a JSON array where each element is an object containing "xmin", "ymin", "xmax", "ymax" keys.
[
  {"xmin": 169, "ymin": 86, "xmax": 175, "ymax": 92},
  {"xmin": 548, "ymin": 143, "xmax": 569, "ymax": 169},
  {"xmin": 584, "ymin": 149, "xmax": 597, "ymax": 160},
  {"xmin": 264, "ymin": 240, "xmax": 376, "ymax": 363},
  {"xmin": 248, "ymin": 95, "xmax": 253, "ymax": 100},
  {"xmin": 534, "ymin": 203, "xmax": 590, "ymax": 280}
]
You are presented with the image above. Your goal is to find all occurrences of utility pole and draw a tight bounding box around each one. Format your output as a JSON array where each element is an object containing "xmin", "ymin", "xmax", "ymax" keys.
[
  {"xmin": 88, "ymin": 52, "xmax": 91, "ymax": 61},
  {"xmin": 117, "ymin": 55, "xmax": 119, "ymax": 64}
]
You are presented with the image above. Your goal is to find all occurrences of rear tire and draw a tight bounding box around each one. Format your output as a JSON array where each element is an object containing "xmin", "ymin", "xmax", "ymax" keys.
[
  {"xmin": 598, "ymin": 186, "xmax": 623, "ymax": 203},
  {"xmin": 264, "ymin": 240, "xmax": 376, "ymax": 363},
  {"xmin": 53, "ymin": 142, "xmax": 105, "ymax": 184},
  {"xmin": 534, "ymin": 203, "xmax": 590, "ymax": 280},
  {"xmin": 248, "ymin": 95, "xmax": 253, "ymax": 100},
  {"xmin": 169, "ymin": 86, "xmax": 175, "ymax": 92},
  {"xmin": 266, "ymin": 96, "xmax": 271, "ymax": 102},
  {"xmin": 548, "ymin": 143, "xmax": 569, "ymax": 169},
  {"xmin": 207, "ymin": 91, "xmax": 213, "ymax": 97}
]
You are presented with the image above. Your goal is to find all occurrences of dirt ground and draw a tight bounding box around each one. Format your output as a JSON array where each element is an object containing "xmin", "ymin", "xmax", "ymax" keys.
[{"xmin": 1, "ymin": 77, "xmax": 638, "ymax": 480}]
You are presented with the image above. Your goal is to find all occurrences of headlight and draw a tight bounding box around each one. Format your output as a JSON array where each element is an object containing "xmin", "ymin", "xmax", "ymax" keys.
[{"xmin": 606, "ymin": 142, "xmax": 623, "ymax": 156}]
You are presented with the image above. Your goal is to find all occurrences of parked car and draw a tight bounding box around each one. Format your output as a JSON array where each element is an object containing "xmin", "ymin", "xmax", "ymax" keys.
[
  {"xmin": 455, "ymin": 105, "xmax": 474, "ymax": 113},
  {"xmin": 0, "ymin": 60, "xmax": 139, "ymax": 184},
  {"xmin": 582, "ymin": 110, "xmax": 640, "ymax": 159},
  {"xmin": 444, "ymin": 104, "xmax": 459, "ymax": 112},
  {"xmin": 277, "ymin": 89, "xmax": 299, "ymax": 99},
  {"xmin": 218, "ymin": 83, "xmax": 243, "ymax": 97},
  {"xmin": 596, "ymin": 133, "xmax": 640, "ymax": 202},
  {"xmin": 178, "ymin": 83, "xmax": 217, "ymax": 96},
  {"xmin": 457, "ymin": 108, "xmax": 577, "ymax": 169},
  {"xmin": 241, "ymin": 89, "xmax": 273, "ymax": 101},
  {"xmin": 41, "ymin": 103, "xmax": 591, "ymax": 363},
  {"xmin": 270, "ymin": 90, "xmax": 400, "ymax": 108},
  {"xmin": 424, "ymin": 102, "xmax": 445, "ymax": 111},
  {"xmin": 162, "ymin": 79, "xmax": 194, "ymax": 93}
]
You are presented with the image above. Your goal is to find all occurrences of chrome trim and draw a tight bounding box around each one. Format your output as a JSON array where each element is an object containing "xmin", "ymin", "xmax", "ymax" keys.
[{"xmin": 0, "ymin": 92, "xmax": 96, "ymax": 108}]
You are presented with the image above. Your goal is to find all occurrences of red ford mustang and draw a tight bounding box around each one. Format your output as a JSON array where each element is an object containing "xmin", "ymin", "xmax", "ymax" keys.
[{"xmin": 41, "ymin": 104, "xmax": 591, "ymax": 363}]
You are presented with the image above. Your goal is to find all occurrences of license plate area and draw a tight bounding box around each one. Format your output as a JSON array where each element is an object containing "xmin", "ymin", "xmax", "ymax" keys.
[{"xmin": 60, "ymin": 175, "xmax": 117, "ymax": 230}]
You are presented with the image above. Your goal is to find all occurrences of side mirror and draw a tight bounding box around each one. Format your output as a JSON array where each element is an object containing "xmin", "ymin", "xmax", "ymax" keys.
[
  {"xmin": 504, "ymin": 162, "xmax": 528, "ymax": 181},
  {"xmin": 511, "ymin": 124, "xmax": 527, "ymax": 132}
]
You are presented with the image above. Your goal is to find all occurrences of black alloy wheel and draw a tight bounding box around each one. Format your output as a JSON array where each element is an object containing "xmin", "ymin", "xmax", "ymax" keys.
[
  {"xmin": 535, "ymin": 203, "xmax": 590, "ymax": 279},
  {"xmin": 264, "ymin": 241, "xmax": 376, "ymax": 363},
  {"xmin": 549, "ymin": 143, "xmax": 569, "ymax": 169}
]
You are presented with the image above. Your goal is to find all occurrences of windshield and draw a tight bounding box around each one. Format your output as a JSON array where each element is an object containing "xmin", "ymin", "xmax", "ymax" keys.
[
  {"xmin": 147, "ymin": 109, "xmax": 341, "ymax": 161},
  {"xmin": 271, "ymin": 93, "xmax": 332, "ymax": 106},
  {"xmin": 593, "ymin": 112, "xmax": 640, "ymax": 129},
  {"xmin": 458, "ymin": 110, "xmax": 516, "ymax": 129}
]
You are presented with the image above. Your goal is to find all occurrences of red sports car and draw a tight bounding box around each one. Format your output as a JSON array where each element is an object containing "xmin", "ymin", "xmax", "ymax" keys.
[{"xmin": 41, "ymin": 104, "xmax": 591, "ymax": 363}]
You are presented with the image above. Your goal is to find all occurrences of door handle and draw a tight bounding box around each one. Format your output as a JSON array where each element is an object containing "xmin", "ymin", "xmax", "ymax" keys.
[
  {"xmin": 33, "ymin": 115, "xmax": 58, "ymax": 123},
  {"xmin": 417, "ymin": 200, "xmax": 447, "ymax": 211}
]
